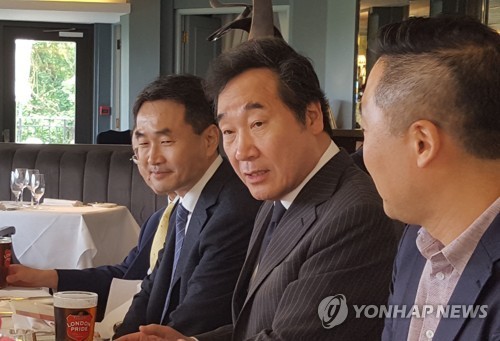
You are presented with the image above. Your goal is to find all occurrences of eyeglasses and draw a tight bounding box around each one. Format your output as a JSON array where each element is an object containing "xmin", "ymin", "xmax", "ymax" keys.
[{"xmin": 130, "ymin": 155, "xmax": 139, "ymax": 165}]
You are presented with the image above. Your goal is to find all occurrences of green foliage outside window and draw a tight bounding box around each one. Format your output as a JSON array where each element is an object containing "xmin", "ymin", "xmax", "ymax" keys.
[{"xmin": 16, "ymin": 40, "xmax": 76, "ymax": 144}]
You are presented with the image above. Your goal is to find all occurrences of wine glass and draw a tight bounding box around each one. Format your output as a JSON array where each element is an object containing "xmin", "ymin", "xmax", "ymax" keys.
[
  {"xmin": 10, "ymin": 171, "xmax": 23, "ymax": 206},
  {"xmin": 13, "ymin": 168, "xmax": 28, "ymax": 206},
  {"xmin": 25, "ymin": 169, "xmax": 40, "ymax": 207},
  {"xmin": 30, "ymin": 174, "xmax": 45, "ymax": 209}
]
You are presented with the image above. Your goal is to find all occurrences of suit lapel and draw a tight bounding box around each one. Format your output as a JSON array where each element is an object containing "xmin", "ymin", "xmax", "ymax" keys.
[
  {"xmin": 170, "ymin": 160, "xmax": 229, "ymax": 285},
  {"xmin": 245, "ymin": 201, "xmax": 317, "ymax": 301},
  {"xmin": 232, "ymin": 202, "xmax": 272, "ymax": 319},
  {"xmin": 160, "ymin": 161, "xmax": 231, "ymax": 321},
  {"xmin": 247, "ymin": 203, "xmax": 273, "ymax": 255},
  {"xmin": 434, "ymin": 214, "xmax": 500, "ymax": 340},
  {"xmin": 393, "ymin": 229, "xmax": 426, "ymax": 341},
  {"xmin": 238, "ymin": 151, "xmax": 353, "ymax": 317}
]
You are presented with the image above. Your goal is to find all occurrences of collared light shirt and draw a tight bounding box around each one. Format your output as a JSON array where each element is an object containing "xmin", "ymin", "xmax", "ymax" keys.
[
  {"xmin": 408, "ymin": 197, "xmax": 500, "ymax": 341},
  {"xmin": 178, "ymin": 155, "xmax": 223, "ymax": 234},
  {"xmin": 280, "ymin": 140, "xmax": 340, "ymax": 209}
]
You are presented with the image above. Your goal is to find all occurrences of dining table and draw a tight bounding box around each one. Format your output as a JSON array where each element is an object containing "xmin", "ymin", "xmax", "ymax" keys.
[
  {"xmin": 0, "ymin": 284, "xmax": 135, "ymax": 340},
  {"xmin": 0, "ymin": 200, "xmax": 140, "ymax": 269},
  {"xmin": 0, "ymin": 287, "xmax": 53, "ymax": 339}
]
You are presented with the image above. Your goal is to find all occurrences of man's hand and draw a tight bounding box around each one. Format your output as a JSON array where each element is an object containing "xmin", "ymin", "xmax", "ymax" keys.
[
  {"xmin": 115, "ymin": 325, "xmax": 193, "ymax": 341},
  {"xmin": 6, "ymin": 264, "xmax": 58, "ymax": 288}
]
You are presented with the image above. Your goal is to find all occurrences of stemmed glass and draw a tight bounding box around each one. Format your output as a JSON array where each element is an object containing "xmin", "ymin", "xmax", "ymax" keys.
[
  {"xmin": 25, "ymin": 169, "xmax": 40, "ymax": 207},
  {"xmin": 30, "ymin": 174, "xmax": 45, "ymax": 209},
  {"xmin": 10, "ymin": 171, "xmax": 23, "ymax": 206},
  {"xmin": 13, "ymin": 168, "xmax": 28, "ymax": 206}
]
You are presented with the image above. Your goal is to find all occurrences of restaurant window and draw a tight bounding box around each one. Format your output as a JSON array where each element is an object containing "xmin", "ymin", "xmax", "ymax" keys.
[
  {"xmin": 15, "ymin": 39, "xmax": 77, "ymax": 144},
  {"xmin": 356, "ymin": 0, "xmax": 430, "ymax": 126},
  {"xmin": 1, "ymin": 22, "xmax": 94, "ymax": 144}
]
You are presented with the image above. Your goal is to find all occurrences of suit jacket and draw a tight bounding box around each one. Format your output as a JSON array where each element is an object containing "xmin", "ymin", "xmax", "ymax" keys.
[
  {"xmin": 383, "ymin": 213, "xmax": 500, "ymax": 341},
  {"xmin": 56, "ymin": 207, "xmax": 166, "ymax": 321},
  {"xmin": 114, "ymin": 159, "xmax": 262, "ymax": 338},
  {"xmin": 197, "ymin": 150, "xmax": 400, "ymax": 341}
]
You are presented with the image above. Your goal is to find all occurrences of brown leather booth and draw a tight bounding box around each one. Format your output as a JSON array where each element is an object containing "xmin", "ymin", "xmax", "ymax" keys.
[{"xmin": 0, "ymin": 143, "xmax": 166, "ymax": 225}]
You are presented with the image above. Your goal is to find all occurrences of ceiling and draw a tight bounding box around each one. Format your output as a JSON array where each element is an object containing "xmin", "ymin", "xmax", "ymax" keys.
[
  {"xmin": 0, "ymin": 0, "xmax": 496, "ymax": 29},
  {"xmin": 0, "ymin": 0, "xmax": 130, "ymax": 24}
]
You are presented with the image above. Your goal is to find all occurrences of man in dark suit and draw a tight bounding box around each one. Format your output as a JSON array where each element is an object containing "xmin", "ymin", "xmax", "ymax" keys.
[
  {"xmin": 8, "ymin": 75, "xmax": 261, "ymax": 335},
  {"xmin": 121, "ymin": 39, "xmax": 400, "ymax": 340},
  {"xmin": 357, "ymin": 17, "xmax": 500, "ymax": 340},
  {"xmin": 7, "ymin": 128, "xmax": 174, "ymax": 323},
  {"xmin": 6, "ymin": 137, "xmax": 174, "ymax": 322},
  {"xmin": 111, "ymin": 74, "xmax": 261, "ymax": 338}
]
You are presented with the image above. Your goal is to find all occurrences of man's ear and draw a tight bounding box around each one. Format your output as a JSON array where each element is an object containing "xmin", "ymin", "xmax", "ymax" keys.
[
  {"xmin": 305, "ymin": 101, "xmax": 324, "ymax": 134},
  {"xmin": 204, "ymin": 124, "xmax": 220, "ymax": 154},
  {"xmin": 408, "ymin": 120, "xmax": 441, "ymax": 168}
]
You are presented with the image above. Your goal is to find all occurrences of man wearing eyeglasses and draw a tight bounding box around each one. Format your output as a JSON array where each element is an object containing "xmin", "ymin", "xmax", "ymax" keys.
[{"xmin": 8, "ymin": 75, "xmax": 261, "ymax": 337}]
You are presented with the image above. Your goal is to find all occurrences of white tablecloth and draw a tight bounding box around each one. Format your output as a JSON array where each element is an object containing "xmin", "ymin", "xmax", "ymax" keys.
[
  {"xmin": 0, "ymin": 287, "xmax": 54, "ymax": 339},
  {"xmin": 0, "ymin": 203, "xmax": 140, "ymax": 269}
]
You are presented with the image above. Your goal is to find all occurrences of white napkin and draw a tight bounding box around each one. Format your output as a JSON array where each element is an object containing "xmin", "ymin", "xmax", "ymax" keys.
[
  {"xmin": 95, "ymin": 279, "xmax": 141, "ymax": 339},
  {"xmin": 10, "ymin": 313, "xmax": 54, "ymax": 333},
  {"xmin": 42, "ymin": 198, "xmax": 84, "ymax": 207},
  {"xmin": 0, "ymin": 287, "xmax": 51, "ymax": 299},
  {"xmin": 0, "ymin": 201, "xmax": 19, "ymax": 210},
  {"xmin": 9, "ymin": 297, "xmax": 55, "ymax": 334}
]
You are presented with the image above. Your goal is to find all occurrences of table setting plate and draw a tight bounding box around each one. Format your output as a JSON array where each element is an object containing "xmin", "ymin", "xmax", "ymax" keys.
[{"xmin": 89, "ymin": 203, "xmax": 117, "ymax": 208}]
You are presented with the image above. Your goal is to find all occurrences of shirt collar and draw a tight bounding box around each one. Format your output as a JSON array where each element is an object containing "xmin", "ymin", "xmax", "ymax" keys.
[
  {"xmin": 443, "ymin": 197, "xmax": 500, "ymax": 274},
  {"xmin": 417, "ymin": 197, "xmax": 500, "ymax": 275},
  {"xmin": 280, "ymin": 141, "xmax": 340, "ymax": 209},
  {"xmin": 180, "ymin": 155, "xmax": 223, "ymax": 213}
]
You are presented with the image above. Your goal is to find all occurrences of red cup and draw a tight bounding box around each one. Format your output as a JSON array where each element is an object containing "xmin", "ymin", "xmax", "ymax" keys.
[{"xmin": 0, "ymin": 237, "xmax": 12, "ymax": 289}]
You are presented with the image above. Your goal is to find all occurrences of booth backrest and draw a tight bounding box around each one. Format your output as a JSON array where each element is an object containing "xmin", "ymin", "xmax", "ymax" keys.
[{"xmin": 0, "ymin": 143, "xmax": 166, "ymax": 226}]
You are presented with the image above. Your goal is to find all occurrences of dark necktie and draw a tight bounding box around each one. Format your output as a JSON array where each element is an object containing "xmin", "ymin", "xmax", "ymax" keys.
[
  {"xmin": 258, "ymin": 201, "xmax": 286, "ymax": 262},
  {"xmin": 172, "ymin": 203, "xmax": 189, "ymax": 273},
  {"xmin": 161, "ymin": 203, "xmax": 189, "ymax": 322}
]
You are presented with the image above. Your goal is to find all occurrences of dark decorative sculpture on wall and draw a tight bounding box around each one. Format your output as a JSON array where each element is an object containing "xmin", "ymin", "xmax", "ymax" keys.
[
  {"xmin": 207, "ymin": 0, "xmax": 283, "ymax": 41},
  {"xmin": 205, "ymin": 0, "xmax": 337, "ymax": 130}
]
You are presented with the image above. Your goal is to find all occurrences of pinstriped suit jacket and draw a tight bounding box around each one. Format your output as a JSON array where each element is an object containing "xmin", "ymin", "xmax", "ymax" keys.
[{"xmin": 197, "ymin": 149, "xmax": 400, "ymax": 341}]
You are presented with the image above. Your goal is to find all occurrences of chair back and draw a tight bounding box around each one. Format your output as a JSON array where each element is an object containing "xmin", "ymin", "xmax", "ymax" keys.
[{"xmin": 96, "ymin": 130, "xmax": 132, "ymax": 145}]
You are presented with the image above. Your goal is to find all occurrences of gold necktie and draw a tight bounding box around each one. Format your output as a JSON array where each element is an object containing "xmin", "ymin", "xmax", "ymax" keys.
[{"xmin": 149, "ymin": 201, "xmax": 176, "ymax": 271}]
